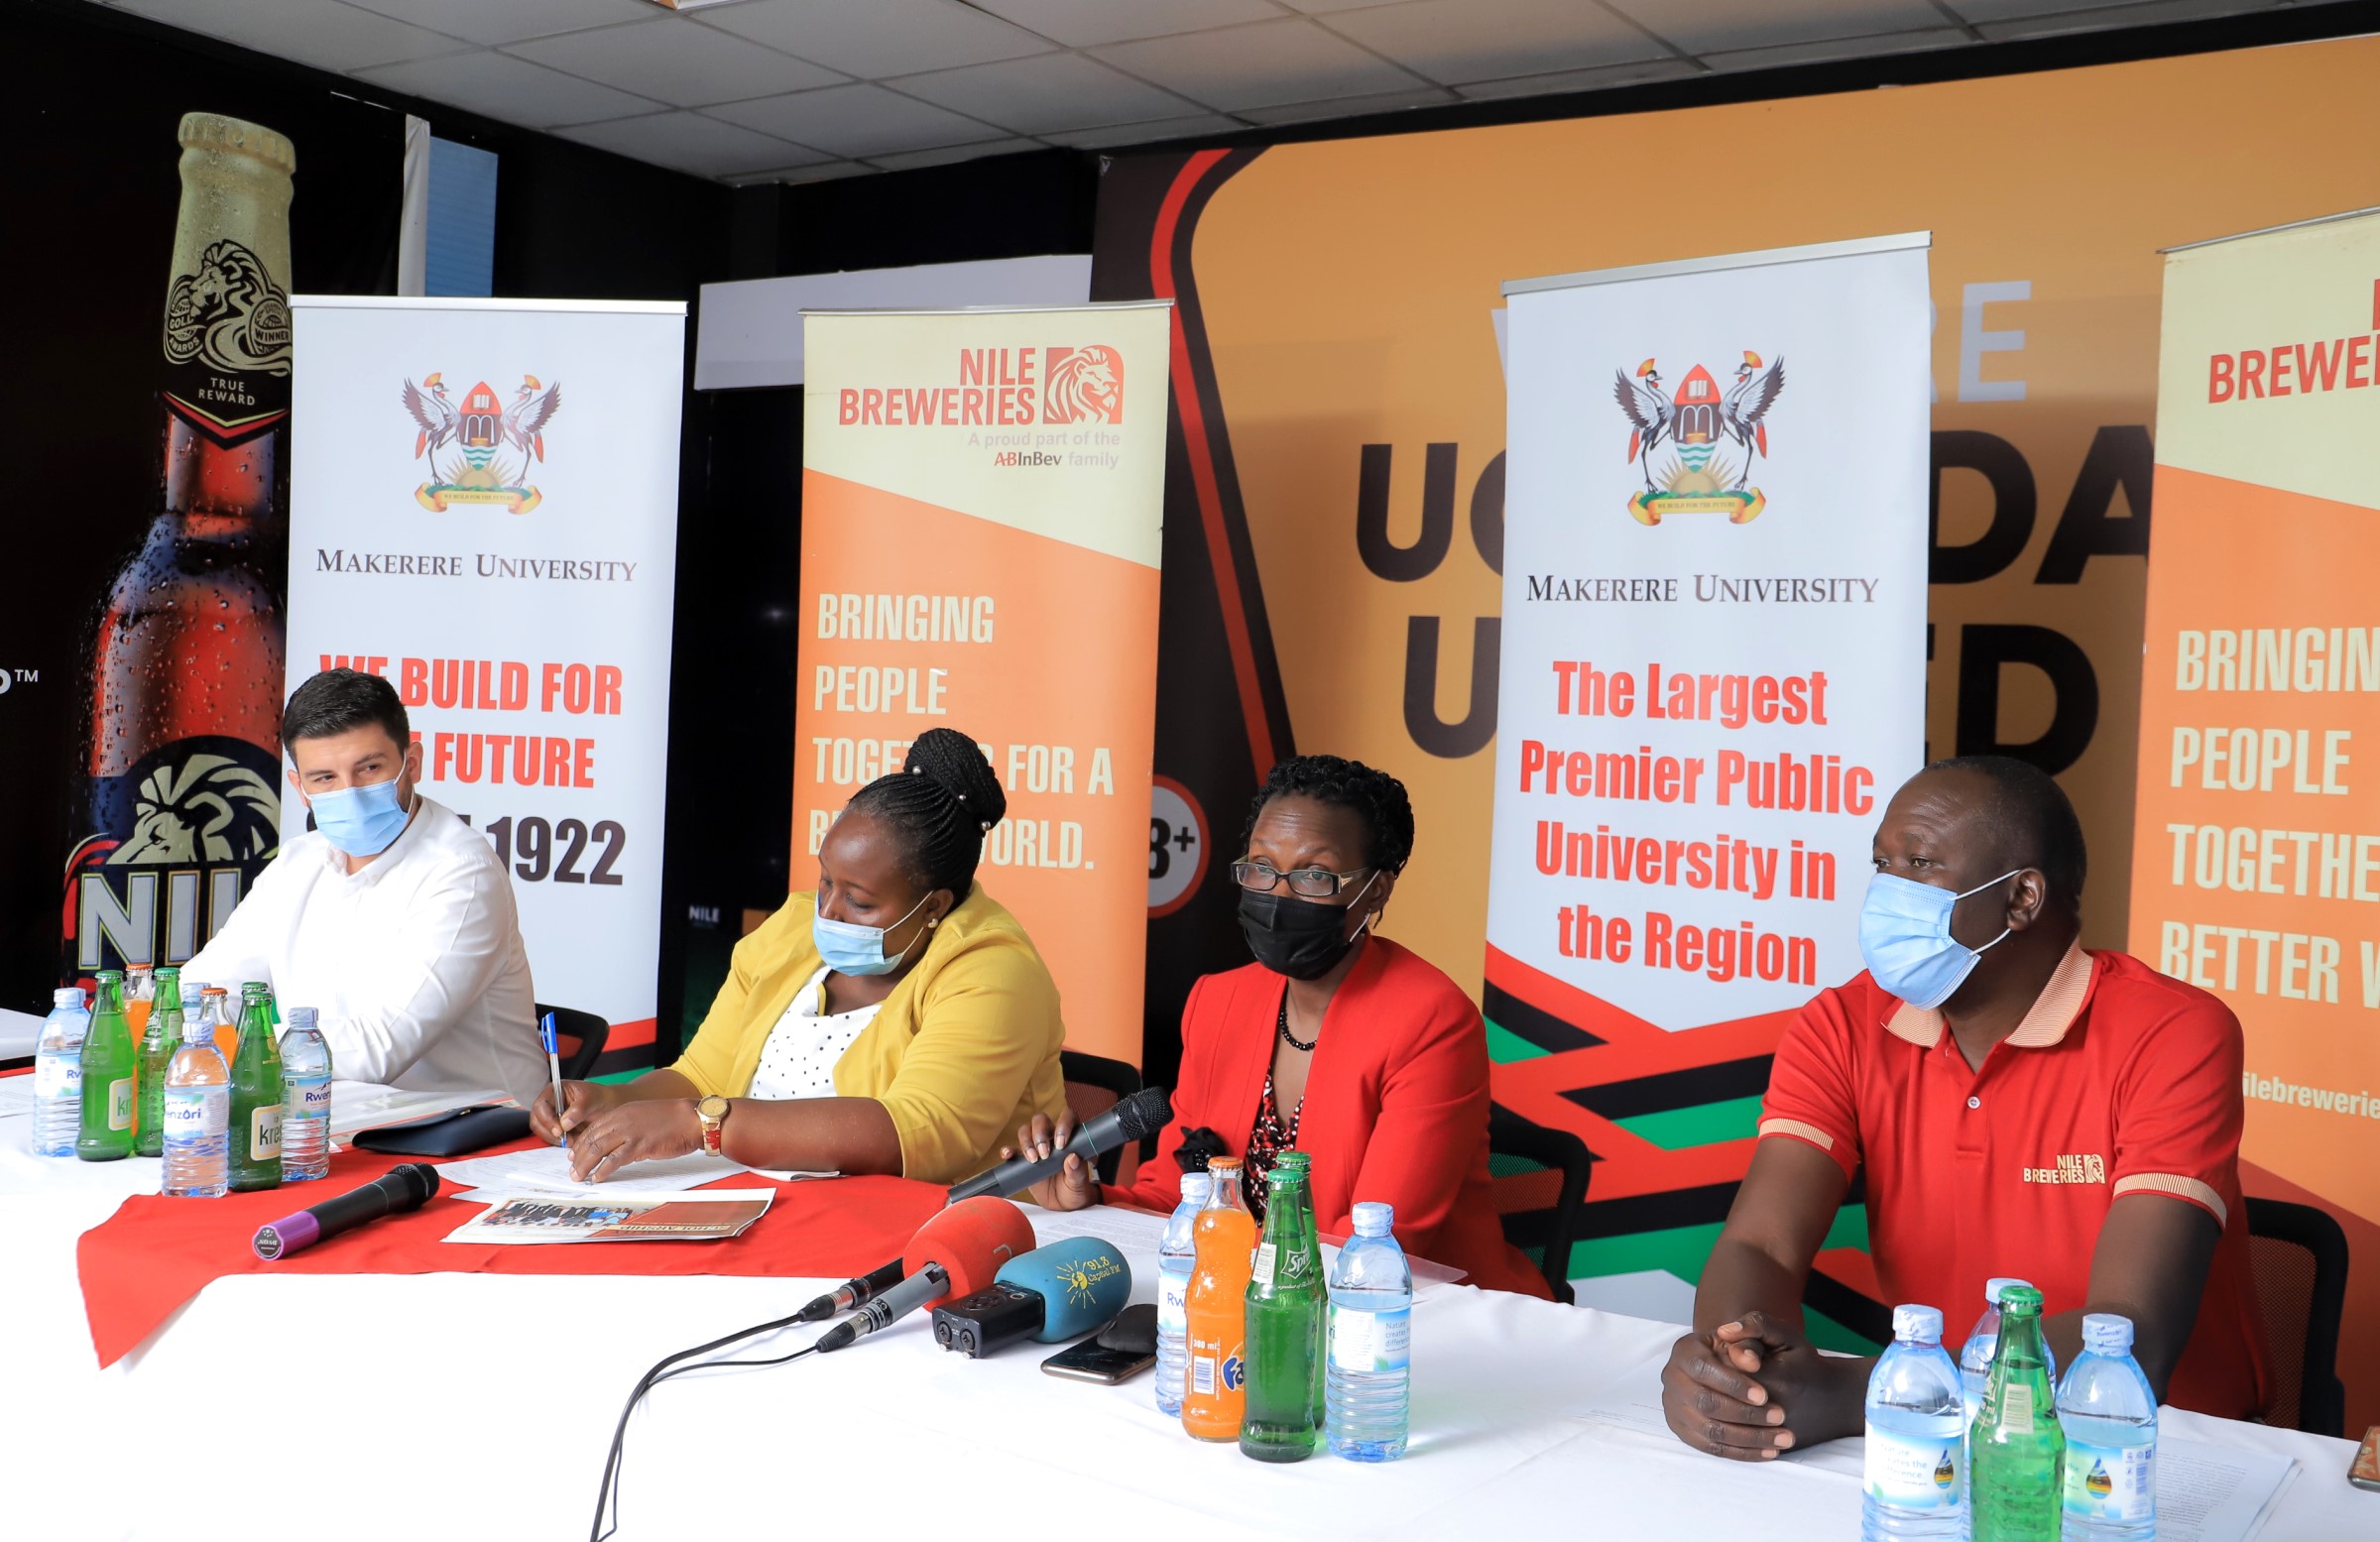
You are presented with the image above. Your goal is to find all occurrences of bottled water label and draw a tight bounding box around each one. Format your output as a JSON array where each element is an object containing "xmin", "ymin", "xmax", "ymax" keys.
[
  {"xmin": 36, "ymin": 1054, "xmax": 81, "ymax": 1101},
  {"xmin": 248, "ymin": 1105, "xmax": 284, "ymax": 1160},
  {"xmin": 164, "ymin": 1086, "xmax": 228, "ymax": 1138},
  {"xmin": 106, "ymin": 1077, "xmax": 135, "ymax": 1131},
  {"xmin": 1252, "ymin": 1244, "xmax": 1277, "ymax": 1286},
  {"xmin": 2063, "ymin": 1441, "xmax": 2153, "ymax": 1523},
  {"xmin": 1330, "ymin": 1306, "xmax": 1410, "ymax": 1374},
  {"xmin": 289, "ymin": 1076, "xmax": 332, "ymax": 1117},
  {"xmin": 1864, "ymin": 1426, "xmax": 1962, "ymax": 1510},
  {"xmin": 1157, "ymin": 1272, "xmax": 1189, "ymax": 1338}
]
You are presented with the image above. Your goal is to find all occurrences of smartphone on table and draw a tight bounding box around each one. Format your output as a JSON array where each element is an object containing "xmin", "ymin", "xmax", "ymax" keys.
[
  {"xmin": 2351, "ymin": 1424, "xmax": 2380, "ymax": 1492},
  {"xmin": 1041, "ymin": 1337, "xmax": 1155, "ymax": 1385}
]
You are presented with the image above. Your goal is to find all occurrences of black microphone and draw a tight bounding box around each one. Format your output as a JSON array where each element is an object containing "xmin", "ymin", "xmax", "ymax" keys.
[
  {"xmin": 790, "ymin": 1257, "xmax": 906, "ymax": 1324},
  {"xmin": 944, "ymin": 1085, "xmax": 1172, "ymax": 1203},
  {"xmin": 253, "ymin": 1162, "xmax": 441, "ymax": 1260}
]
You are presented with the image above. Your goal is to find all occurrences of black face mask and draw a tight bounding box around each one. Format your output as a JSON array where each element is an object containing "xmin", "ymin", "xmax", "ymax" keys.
[{"xmin": 1238, "ymin": 885, "xmax": 1372, "ymax": 981}]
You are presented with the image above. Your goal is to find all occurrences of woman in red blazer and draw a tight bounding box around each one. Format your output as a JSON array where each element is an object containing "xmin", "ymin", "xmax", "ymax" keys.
[{"xmin": 1012, "ymin": 754, "xmax": 1548, "ymax": 1298}]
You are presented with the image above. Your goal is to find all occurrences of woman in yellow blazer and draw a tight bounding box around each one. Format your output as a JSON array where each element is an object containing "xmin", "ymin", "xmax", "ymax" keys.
[{"xmin": 532, "ymin": 730, "xmax": 1067, "ymax": 1184}]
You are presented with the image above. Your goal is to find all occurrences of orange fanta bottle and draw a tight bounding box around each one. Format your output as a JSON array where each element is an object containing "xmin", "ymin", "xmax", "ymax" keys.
[{"xmin": 1183, "ymin": 1156, "xmax": 1257, "ymax": 1441}]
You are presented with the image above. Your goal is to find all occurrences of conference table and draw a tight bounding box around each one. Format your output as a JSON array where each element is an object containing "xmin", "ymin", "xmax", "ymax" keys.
[{"xmin": 2, "ymin": 1099, "xmax": 2366, "ymax": 1542}]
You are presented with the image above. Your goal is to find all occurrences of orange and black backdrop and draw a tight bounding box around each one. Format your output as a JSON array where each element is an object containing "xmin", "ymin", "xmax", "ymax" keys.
[{"xmin": 1093, "ymin": 33, "xmax": 2380, "ymax": 1421}]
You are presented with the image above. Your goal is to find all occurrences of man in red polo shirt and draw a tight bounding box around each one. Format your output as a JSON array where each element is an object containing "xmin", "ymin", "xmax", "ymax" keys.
[{"xmin": 1661, "ymin": 756, "xmax": 2267, "ymax": 1461}]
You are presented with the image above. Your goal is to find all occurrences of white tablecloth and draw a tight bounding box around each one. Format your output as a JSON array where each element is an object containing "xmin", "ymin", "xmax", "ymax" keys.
[{"xmin": 1, "ymin": 1137, "xmax": 2364, "ymax": 1542}]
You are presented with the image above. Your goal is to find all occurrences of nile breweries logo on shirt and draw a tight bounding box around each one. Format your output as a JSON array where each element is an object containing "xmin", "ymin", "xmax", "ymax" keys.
[
  {"xmin": 2022, "ymin": 1151, "xmax": 2108, "ymax": 1185},
  {"xmin": 402, "ymin": 372, "xmax": 564, "ymax": 513},
  {"xmin": 1610, "ymin": 351, "xmax": 1787, "ymax": 525}
]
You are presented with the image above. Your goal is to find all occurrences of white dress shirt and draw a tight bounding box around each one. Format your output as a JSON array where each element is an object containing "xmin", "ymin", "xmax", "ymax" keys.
[{"xmin": 186, "ymin": 795, "xmax": 543, "ymax": 1103}]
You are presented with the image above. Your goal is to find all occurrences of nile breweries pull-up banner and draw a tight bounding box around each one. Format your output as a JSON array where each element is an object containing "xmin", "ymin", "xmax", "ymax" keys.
[
  {"xmin": 797, "ymin": 305, "xmax": 1169, "ymax": 1065},
  {"xmin": 2129, "ymin": 208, "xmax": 2380, "ymax": 1428},
  {"xmin": 285, "ymin": 297, "xmax": 686, "ymax": 1072}
]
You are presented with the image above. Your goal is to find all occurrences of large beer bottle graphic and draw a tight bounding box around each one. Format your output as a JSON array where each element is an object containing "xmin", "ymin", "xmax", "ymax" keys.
[{"xmin": 62, "ymin": 114, "xmax": 294, "ymax": 977}]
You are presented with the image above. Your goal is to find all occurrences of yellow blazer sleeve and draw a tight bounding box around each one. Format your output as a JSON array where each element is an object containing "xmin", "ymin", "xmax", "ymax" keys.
[
  {"xmin": 875, "ymin": 937, "xmax": 1065, "ymax": 1183},
  {"xmin": 668, "ymin": 899, "xmax": 814, "ymax": 1098}
]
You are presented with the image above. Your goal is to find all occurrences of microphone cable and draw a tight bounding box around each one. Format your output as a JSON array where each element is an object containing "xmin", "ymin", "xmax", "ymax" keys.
[{"xmin": 591, "ymin": 1309, "xmax": 824, "ymax": 1541}]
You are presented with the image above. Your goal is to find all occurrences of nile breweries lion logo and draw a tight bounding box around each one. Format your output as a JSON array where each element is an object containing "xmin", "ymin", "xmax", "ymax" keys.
[
  {"xmin": 163, "ymin": 239, "xmax": 293, "ymax": 377},
  {"xmin": 106, "ymin": 752, "xmax": 281, "ymax": 865},
  {"xmin": 1041, "ymin": 344, "xmax": 1125, "ymax": 424}
]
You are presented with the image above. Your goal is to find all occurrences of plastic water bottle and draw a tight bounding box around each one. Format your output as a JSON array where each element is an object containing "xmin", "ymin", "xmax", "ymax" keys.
[
  {"xmin": 1325, "ymin": 1200, "xmax": 1411, "ymax": 1462},
  {"xmin": 161, "ymin": 1014, "xmax": 232, "ymax": 1199},
  {"xmin": 277, "ymin": 1006, "xmax": 333, "ymax": 1182},
  {"xmin": 1863, "ymin": 1303, "xmax": 1967, "ymax": 1541},
  {"xmin": 33, "ymin": 988, "xmax": 90, "ymax": 1157},
  {"xmin": 2057, "ymin": 1314, "xmax": 2156, "ymax": 1542},
  {"xmin": 1154, "ymin": 1167, "xmax": 1211, "ymax": 1417}
]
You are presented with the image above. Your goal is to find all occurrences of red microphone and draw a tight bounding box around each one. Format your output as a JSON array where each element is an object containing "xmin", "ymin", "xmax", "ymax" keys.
[{"xmin": 815, "ymin": 1197, "xmax": 1034, "ymax": 1352}]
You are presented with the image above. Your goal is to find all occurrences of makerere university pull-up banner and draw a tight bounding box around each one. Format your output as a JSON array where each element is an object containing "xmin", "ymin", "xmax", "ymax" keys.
[
  {"xmin": 286, "ymin": 296, "xmax": 686, "ymax": 1072},
  {"xmin": 797, "ymin": 303, "xmax": 1170, "ymax": 1065},
  {"xmin": 2128, "ymin": 207, "xmax": 2380, "ymax": 1412},
  {"xmin": 1485, "ymin": 235, "xmax": 1930, "ymax": 1313}
]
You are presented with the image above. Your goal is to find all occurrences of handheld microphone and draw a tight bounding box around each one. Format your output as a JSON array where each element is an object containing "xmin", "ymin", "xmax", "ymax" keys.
[
  {"xmin": 815, "ymin": 1197, "xmax": 1034, "ymax": 1353},
  {"xmin": 790, "ymin": 1257, "xmax": 906, "ymax": 1324},
  {"xmin": 932, "ymin": 1238, "xmax": 1131, "ymax": 1358},
  {"xmin": 253, "ymin": 1162, "xmax": 440, "ymax": 1260},
  {"xmin": 945, "ymin": 1085, "xmax": 1173, "ymax": 1203}
]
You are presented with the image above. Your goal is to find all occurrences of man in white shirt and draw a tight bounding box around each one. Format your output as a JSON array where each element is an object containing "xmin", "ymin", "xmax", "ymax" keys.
[{"xmin": 187, "ymin": 668, "xmax": 544, "ymax": 1102}]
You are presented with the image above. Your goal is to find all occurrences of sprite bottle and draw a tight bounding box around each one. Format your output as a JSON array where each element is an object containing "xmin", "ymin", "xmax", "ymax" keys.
[
  {"xmin": 1275, "ymin": 1151, "xmax": 1324, "ymax": 1430},
  {"xmin": 1241, "ymin": 1161, "xmax": 1325, "ymax": 1462},
  {"xmin": 227, "ymin": 985, "xmax": 284, "ymax": 1191},
  {"xmin": 75, "ymin": 971, "xmax": 138, "ymax": 1161},
  {"xmin": 1971, "ymin": 1283, "xmax": 2065, "ymax": 1542},
  {"xmin": 135, "ymin": 966, "xmax": 184, "ymax": 1157}
]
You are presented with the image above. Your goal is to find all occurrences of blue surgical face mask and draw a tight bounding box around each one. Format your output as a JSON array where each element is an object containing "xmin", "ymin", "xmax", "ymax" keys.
[
  {"xmin": 813, "ymin": 890, "xmax": 934, "ymax": 977},
  {"xmin": 1857, "ymin": 869, "xmax": 2021, "ymax": 1009},
  {"xmin": 309, "ymin": 776, "xmax": 413, "ymax": 858}
]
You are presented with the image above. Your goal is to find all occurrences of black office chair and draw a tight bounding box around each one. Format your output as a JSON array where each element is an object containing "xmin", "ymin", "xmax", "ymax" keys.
[
  {"xmin": 2244, "ymin": 1196, "xmax": 2348, "ymax": 1437},
  {"xmin": 1058, "ymin": 1049, "xmax": 1142, "ymax": 1184},
  {"xmin": 1487, "ymin": 1105, "xmax": 1592, "ymax": 1305},
  {"xmin": 535, "ymin": 1004, "xmax": 610, "ymax": 1082}
]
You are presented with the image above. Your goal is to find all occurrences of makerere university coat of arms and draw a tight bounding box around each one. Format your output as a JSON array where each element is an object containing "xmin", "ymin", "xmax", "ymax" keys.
[
  {"xmin": 403, "ymin": 372, "xmax": 562, "ymax": 513},
  {"xmin": 1612, "ymin": 351, "xmax": 1784, "ymax": 525}
]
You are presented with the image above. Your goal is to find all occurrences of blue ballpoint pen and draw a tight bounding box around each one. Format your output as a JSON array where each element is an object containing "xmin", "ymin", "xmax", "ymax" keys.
[{"xmin": 539, "ymin": 1011, "xmax": 568, "ymax": 1148}]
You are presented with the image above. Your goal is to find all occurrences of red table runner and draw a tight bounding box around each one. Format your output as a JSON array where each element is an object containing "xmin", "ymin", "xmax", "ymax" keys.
[{"xmin": 75, "ymin": 1141, "xmax": 947, "ymax": 1366}]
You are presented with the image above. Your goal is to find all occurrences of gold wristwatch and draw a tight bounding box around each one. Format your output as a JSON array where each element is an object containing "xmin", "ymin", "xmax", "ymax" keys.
[{"xmin": 696, "ymin": 1095, "xmax": 730, "ymax": 1156}]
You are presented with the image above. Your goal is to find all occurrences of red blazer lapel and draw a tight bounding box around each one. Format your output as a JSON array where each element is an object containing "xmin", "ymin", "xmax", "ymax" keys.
[
  {"xmin": 1208, "ymin": 967, "xmax": 1278, "ymax": 1161},
  {"xmin": 1296, "ymin": 939, "xmax": 1393, "ymax": 1230}
]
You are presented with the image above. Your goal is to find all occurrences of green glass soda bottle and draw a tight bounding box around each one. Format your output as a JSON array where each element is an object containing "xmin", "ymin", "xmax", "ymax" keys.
[
  {"xmin": 1242, "ymin": 1161, "xmax": 1326, "ymax": 1462},
  {"xmin": 1971, "ymin": 1283, "xmax": 2065, "ymax": 1542},
  {"xmin": 227, "ymin": 985, "xmax": 284, "ymax": 1191},
  {"xmin": 1275, "ymin": 1151, "xmax": 1324, "ymax": 1430},
  {"xmin": 75, "ymin": 971, "xmax": 138, "ymax": 1161},
  {"xmin": 135, "ymin": 967, "xmax": 184, "ymax": 1157}
]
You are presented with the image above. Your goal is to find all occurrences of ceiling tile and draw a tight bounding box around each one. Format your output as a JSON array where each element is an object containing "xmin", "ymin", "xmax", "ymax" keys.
[
  {"xmin": 1090, "ymin": 18, "xmax": 1425, "ymax": 111},
  {"xmin": 868, "ymin": 137, "xmax": 1046, "ymax": 171},
  {"xmin": 1235, "ymin": 85, "xmax": 1459, "ymax": 123},
  {"xmin": 889, "ymin": 53, "xmax": 1204, "ymax": 136},
  {"xmin": 706, "ymin": 82, "xmax": 1008, "ymax": 158},
  {"xmin": 554, "ymin": 109, "xmax": 830, "ymax": 176},
  {"xmin": 696, "ymin": 0, "xmax": 1055, "ymax": 76},
  {"xmin": 342, "ymin": 0, "xmax": 653, "ymax": 48},
  {"xmin": 1271, "ymin": 0, "xmax": 1417, "ymax": 11},
  {"xmin": 1972, "ymin": 0, "xmax": 2275, "ymax": 35},
  {"xmin": 1702, "ymin": 26, "xmax": 1969, "ymax": 70},
  {"xmin": 104, "ymin": 0, "xmax": 471, "ymax": 72},
  {"xmin": 1947, "ymin": 0, "xmax": 2189, "ymax": 18},
  {"xmin": 508, "ymin": 17, "xmax": 844, "ymax": 106},
  {"xmin": 1452, "ymin": 57, "xmax": 1702, "ymax": 99},
  {"xmin": 1605, "ymin": 0, "xmax": 1949, "ymax": 54},
  {"xmin": 1320, "ymin": 0, "xmax": 1669, "ymax": 86},
  {"xmin": 1038, "ymin": 112, "xmax": 1248, "ymax": 148},
  {"xmin": 355, "ymin": 49, "xmax": 663, "ymax": 128},
  {"xmin": 967, "ymin": 0, "xmax": 1286, "ymax": 47}
]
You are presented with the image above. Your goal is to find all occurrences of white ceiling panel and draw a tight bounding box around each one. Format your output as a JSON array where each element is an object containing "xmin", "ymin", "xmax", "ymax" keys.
[
  {"xmin": 1037, "ymin": 112, "xmax": 1249, "ymax": 148},
  {"xmin": 1092, "ymin": 18, "xmax": 1427, "ymax": 111},
  {"xmin": 1453, "ymin": 57, "xmax": 1703, "ymax": 99},
  {"xmin": 508, "ymin": 18, "xmax": 845, "ymax": 107},
  {"xmin": 706, "ymin": 82, "xmax": 1009, "ymax": 159},
  {"xmin": 697, "ymin": 0, "xmax": 1055, "ymax": 77},
  {"xmin": 1606, "ymin": 0, "xmax": 1952, "ymax": 54},
  {"xmin": 968, "ymin": 0, "xmax": 1287, "ymax": 48},
  {"xmin": 355, "ymin": 48, "xmax": 662, "ymax": 127},
  {"xmin": 341, "ymin": 0, "xmax": 653, "ymax": 49},
  {"xmin": 1321, "ymin": 0, "xmax": 1671, "ymax": 86},
  {"xmin": 890, "ymin": 53, "xmax": 1205, "ymax": 136},
  {"xmin": 104, "ymin": 0, "xmax": 468, "ymax": 73},
  {"xmin": 554, "ymin": 109, "xmax": 830, "ymax": 177}
]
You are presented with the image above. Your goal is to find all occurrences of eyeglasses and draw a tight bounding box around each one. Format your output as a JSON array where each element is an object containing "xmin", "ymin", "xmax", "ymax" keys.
[{"xmin": 1230, "ymin": 860, "xmax": 1373, "ymax": 898}]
